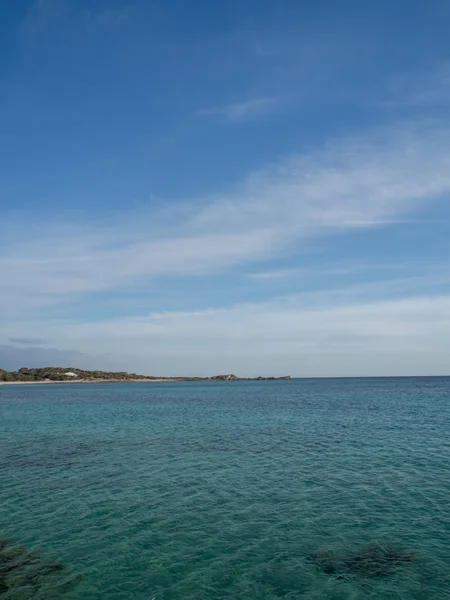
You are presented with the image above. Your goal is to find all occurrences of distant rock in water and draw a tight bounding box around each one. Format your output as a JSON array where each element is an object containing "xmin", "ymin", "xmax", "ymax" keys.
[
  {"xmin": 308, "ymin": 542, "xmax": 414, "ymax": 579},
  {"xmin": 0, "ymin": 536, "xmax": 81, "ymax": 597},
  {"xmin": 209, "ymin": 374, "xmax": 239, "ymax": 380}
]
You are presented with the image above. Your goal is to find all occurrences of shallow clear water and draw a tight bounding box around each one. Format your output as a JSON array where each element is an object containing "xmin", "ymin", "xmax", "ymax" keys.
[{"xmin": 1, "ymin": 378, "xmax": 450, "ymax": 599}]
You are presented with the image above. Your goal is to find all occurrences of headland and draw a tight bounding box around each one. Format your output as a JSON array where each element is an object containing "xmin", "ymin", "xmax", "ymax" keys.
[{"xmin": 0, "ymin": 367, "xmax": 291, "ymax": 385}]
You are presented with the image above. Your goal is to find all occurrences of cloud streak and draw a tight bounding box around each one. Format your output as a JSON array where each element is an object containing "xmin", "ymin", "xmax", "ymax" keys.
[
  {"xmin": 2, "ymin": 120, "xmax": 450, "ymax": 317},
  {"xmin": 249, "ymin": 268, "xmax": 304, "ymax": 280},
  {"xmin": 9, "ymin": 337, "xmax": 47, "ymax": 346},
  {"xmin": 199, "ymin": 96, "xmax": 282, "ymax": 121},
  {"xmin": 5, "ymin": 288, "xmax": 450, "ymax": 376}
]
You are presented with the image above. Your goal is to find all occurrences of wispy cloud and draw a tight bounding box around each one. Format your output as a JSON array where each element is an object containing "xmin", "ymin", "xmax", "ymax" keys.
[
  {"xmin": 23, "ymin": 0, "xmax": 134, "ymax": 33},
  {"xmin": 382, "ymin": 61, "xmax": 450, "ymax": 107},
  {"xmin": 67, "ymin": 293, "xmax": 450, "ymax": 347},
  {"xmin": 198, "ymin": 96, "xmax": 282, "ymax": 121},
  {"xmin": 248, "ymin": 260, "xmax": 404, "ymax": 280},
  {"xmin": 254, "ymin": 45, "xmax": 277, "ymax": 58},
  {"xmin": 2, "ymin": 120, "xmax": 450, "ymax": 318},
  {"xmin": 9, "ymin": 337, "xmax": 47, "ymax": 346},
  {"xmin": 249, "ymin": 268, "xmax": 304, "ymax": 280},
  {"xmin": 6, "ymin": 288, "xmax": 450, "ymax": 376}
]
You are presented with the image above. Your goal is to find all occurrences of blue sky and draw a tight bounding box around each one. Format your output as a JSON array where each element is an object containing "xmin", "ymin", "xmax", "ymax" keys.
[{"xmin": 1, "ymin": 0, "xmax": 450, "ymax": 376}]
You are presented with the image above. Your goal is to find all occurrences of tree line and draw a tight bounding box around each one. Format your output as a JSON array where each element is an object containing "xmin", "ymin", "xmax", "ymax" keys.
[{"xmin": 0, "ymin": 367, "xmax": 157, "ymax": 382}]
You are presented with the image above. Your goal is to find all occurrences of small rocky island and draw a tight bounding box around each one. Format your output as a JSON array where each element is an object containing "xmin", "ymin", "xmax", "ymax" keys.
[{"xmin": 0, "ymin": 367, "xmax": 291, "ymax": 384}]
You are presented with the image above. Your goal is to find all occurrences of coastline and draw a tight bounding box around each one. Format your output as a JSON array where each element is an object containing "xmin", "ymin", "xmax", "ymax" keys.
[
  {"xmin": 0, "ymin": 378, "xmax": 179, "ymax": 386},
  {"xmin": 0, "ymin": 376, "xmax": 291, "ymax": 386},
  {"xmin": 0, "ymin": 367, "xmax": 291, "ymax": 385}
]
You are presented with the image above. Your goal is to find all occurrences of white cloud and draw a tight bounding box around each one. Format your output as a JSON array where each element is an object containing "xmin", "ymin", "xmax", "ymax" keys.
[
  {"xmin": 52, "ymin": 287, "xmax": 450, "ymax": 344},
  {"xmin": 198, "ymin": 97, "xmax": 282, "ymax": 121},
  {"xmin": 191, "ymin": 121, "xmax": 450, "ymax": 236},
  {"xmin": 248, "ymin": 260, "xmax": 411, "ymax": 280},
  {"xmin": 2, "ymin": 120, "xmax": 450, "ymax": 317},
  {"xmin": 249, "ymin": 268, "xmax": 304, "ymax": 280},
  {"xmin": 5, "ymin": 290, "xmax": 450, "ymax": 376}
]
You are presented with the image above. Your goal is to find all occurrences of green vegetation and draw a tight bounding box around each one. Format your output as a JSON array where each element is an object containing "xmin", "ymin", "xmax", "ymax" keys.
[
  {"xmin": 0, "ymin": 367, "xmax": 157, "ymax": 382},
  {"xmin": 0, "ymin": 368, "xmax": 292, "ymax": 383}
]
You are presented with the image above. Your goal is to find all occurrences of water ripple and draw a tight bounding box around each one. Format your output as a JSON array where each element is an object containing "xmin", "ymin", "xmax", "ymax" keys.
[{"xmin": 1, "ymin": 378, "xmax": 450, "ymax": 599}]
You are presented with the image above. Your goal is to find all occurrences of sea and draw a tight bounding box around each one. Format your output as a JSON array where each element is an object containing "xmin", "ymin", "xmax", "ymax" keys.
[{"xmin": 1, "ymin": 377, "xmax": 449, "ymax": 600}]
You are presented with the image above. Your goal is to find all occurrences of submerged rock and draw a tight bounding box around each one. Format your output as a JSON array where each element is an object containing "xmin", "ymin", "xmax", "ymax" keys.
[
  {"xmin": 0, "ymin": 536, "xmax": 79, "ymax": 597},
  {"xmin": 345, "ymin": 542, "xmax": 414, "ymax": 577},
  {"xmin": 309, "ymin": 542, "xmax": 414, "ymax": 579},
  {"xmin": 306, "ymin": 549, "xmax": 346, "ymax": 575}
]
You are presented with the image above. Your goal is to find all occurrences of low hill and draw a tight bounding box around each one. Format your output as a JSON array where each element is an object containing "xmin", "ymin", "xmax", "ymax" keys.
[
  {"xmin": 0, "ymin": 367, "xmax": 291, "ymax": 383},
  {"xmin": 0, "ymin": 367, "xmax": 157, "ymax": 382}
]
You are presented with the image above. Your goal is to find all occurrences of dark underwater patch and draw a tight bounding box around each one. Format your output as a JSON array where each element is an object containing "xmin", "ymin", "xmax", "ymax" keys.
[
  {"xmin": 0, "ymin": 536, "xmax": 81, "ymax": 598},
  {"xmin": 308, "ymin": 542, "xmax": 414, "ymax": 579}
]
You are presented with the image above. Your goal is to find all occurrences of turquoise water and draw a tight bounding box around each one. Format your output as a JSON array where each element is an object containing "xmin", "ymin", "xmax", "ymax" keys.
[{"xmin": 1, "ymin": 378, "xmax": 450, "ymax": 599}]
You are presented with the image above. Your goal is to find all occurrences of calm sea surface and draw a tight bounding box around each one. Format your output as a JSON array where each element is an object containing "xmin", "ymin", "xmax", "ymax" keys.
[{"xmin": 1, "ymin": 378, "xmax": 450, "ymax": 599}]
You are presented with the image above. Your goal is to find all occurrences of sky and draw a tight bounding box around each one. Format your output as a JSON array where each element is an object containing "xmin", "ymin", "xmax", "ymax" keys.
[{"xmin": 1, "ymin": 0, "xmax": 450, "ymax": 377}]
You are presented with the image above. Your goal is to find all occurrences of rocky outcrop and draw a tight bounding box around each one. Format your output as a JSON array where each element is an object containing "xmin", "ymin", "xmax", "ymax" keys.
[{"xmin": 253, "ymin": 376, "xmax": 291, "ymax": 381}]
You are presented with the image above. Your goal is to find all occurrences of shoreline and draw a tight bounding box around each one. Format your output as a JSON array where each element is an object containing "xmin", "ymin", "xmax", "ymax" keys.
[
  {"xmin": 0, "ymin": 377, "xmax": 291, "ymax": 386},
  {"xmin": 0, "ymin": 378, "xmax": 173, "ymax": 385}
]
